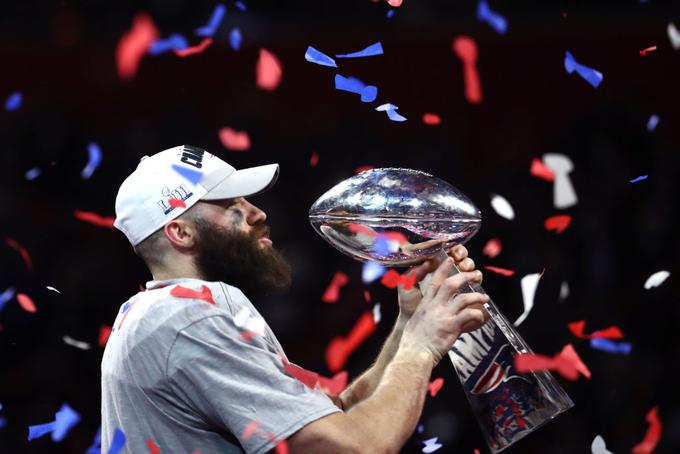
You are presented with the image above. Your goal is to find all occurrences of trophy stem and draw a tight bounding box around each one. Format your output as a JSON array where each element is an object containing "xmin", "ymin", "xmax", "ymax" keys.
[{"xmin": 434, "ymin": 249, "xmax": 574, "ymax": 453}]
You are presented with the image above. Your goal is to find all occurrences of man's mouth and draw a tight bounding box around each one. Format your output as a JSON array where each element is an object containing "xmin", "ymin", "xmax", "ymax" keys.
[{"xmin": 259, "ymin": 237, "xmax": 272, "ymax": 246}]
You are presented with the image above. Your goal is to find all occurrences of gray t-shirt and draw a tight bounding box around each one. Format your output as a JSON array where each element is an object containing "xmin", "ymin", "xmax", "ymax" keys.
[{"xmin": 101, "ymin": 278, "xmax": 340, "ymax": 453}]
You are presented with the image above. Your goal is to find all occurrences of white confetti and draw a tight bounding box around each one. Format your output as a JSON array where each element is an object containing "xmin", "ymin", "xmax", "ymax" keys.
[
  {"xmin": 644, "ymin": 270, "xmax": 670, "ymax": 290},
  {"xmin": 514, "ymin": 272, "xmax": 542, "ymax": 326},
  {"xmin": 233, "ymin": 306, "xmax": 266, "ymax": 336},
  {"xmin": 559, "ymin": 280, "xmax": 570, "ymax": 302},
  {"xmin": 543, "ymin": 153, "xmax": 578, "ymax": 208},
  {"xmin": 668, "ymin": 22, "xmax": 680, "ymax": 50},
  {"xmin": 372, "ymin": 303, "xmax": 381, "ymax": 324},
  {"xmin": 62, "ymin": 335, "xmax": 92, "ymax": 350},
  {"xmin": 362, "ymin": 261, "xmax": 386, "ymax": 284},
  {"xmin": 46, "ymin": 286, "xmax": 62, "ymax": 294},
  {"xmin": 422, "ymin": 436, "xmax": 443, "ymax": 453},
  {"xmin": 591, "ymin": 434, "xmax": 614, "ymax": 454},
  {"xmin": 490, "ymin": 194, "xmax": 515, "ymax": 220}
]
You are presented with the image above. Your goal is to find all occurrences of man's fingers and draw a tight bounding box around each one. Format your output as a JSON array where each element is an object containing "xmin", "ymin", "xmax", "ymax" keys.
[
  {"xmin": 435, "ymin": 271, "xmax": 483, "ymax": 302},
  {"xmin": 449, "ymin": 292, "xmax": 489, "ymax": 315},
  {"xmin": 457, "ymin": 257, "xmax": 475, "ymax": 272},
  {"xmin": 454, "ymin": 307, "xmax": 488, "ymax": 333},
  {"xmin": 423, "ymin": 257, "xmax": 456, "ymax": 300},
  {"xmin": 447, "ymin": 245, "xmax": 468, "ymax": 261}
]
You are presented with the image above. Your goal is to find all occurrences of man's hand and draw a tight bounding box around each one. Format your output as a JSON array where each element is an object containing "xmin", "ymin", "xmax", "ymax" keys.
[{"xmin": 397, "ymin": 245, "xmax": 477, "ymax": 321}]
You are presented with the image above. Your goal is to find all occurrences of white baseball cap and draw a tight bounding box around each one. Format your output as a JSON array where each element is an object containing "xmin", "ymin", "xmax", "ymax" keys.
[{"xmin": 114, "ymin": 145, "xmax": 279, "ymax": 246}]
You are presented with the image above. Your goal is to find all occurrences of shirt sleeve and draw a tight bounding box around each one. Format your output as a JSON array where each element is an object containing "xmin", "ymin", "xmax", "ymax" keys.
[{"xmin": 166, "ymin": 314, "xmax": 341, "ymax": 454}]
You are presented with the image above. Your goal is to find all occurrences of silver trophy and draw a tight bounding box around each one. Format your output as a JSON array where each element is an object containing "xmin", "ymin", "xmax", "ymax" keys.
[{"xmin": 309, "ymin": 168, "xmax": 573, "ymax": 453}]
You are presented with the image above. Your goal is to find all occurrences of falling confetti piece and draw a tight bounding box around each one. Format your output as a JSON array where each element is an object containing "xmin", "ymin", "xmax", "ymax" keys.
[
  {"xmin": 335, "ymin": 42, "xmax": 383, "ymax": 59},
  {"xmin": 514, "ymin": 272, "xmax": 542, "ymax": 326},
  {"xmin": 148, "ymin": 34, "xmax": 189, "ymax": 56},
  {"xmin": 647, "ymin": 114, "xmax": 659, "ymax": 131},
  {"xmin": 4, "ymin": 91, "xmax": 22, "ymax": 111},
  {"xmin": 234, "ymin": 306, "xmax": 265, "ymax": 337},
  {"xmin": 98, "ymin": 326, "xmax": 112, "ymax": 347},
  {"xmin": 490, "ymin": 194, "xmax": 515, "ymax": 220},
  {"xmin": 116, "ymin": 12, "xmax": 160, "ymax": 81},
  {"xmin": 229, "ymin": 28, "xmax": 242, "ymax": 51},
  {"xmin": 321, "ymin": 271, "xmax": 349, "ymax": 303},
  {"xmin": 559, "ymin": 280, "xmax": 570, "ymax": 301},
  {"xmin": 630, "ymin": 175, "xmax": 648, "ymax": 183},
  {"xmin": 81, "ymin": 142, "xmax": 102, "ymax": 179},
  {"xmin": 591, "ymin": 435, "xmax": 614, "ymax": 454},
  {"xmin": 234, "ymin": 1, "xmax": 247, "ymax": 11},
  {"xmin": 355, "ymin": 165, "xmax": 374, "ymax": 174},
  {"xmin": 668, "ymin": 22, "xmax": 680, "ymax": 49},
  {"xmin": 170, "ymin": 284, "xmax": 216, "ymax": 304},
  {"xmin": 171, "ymin": 164, "xmax": 203, "ymax": 184},
  {"xmin": 387, "ymin": 0, "xmax": 403, "ymax": 6},
  {"xmin": 376, "ymin": 103, "xmax": 407, "ymax": 122},
  {"xmin": 452, "ymin": 36, "xmax": 482, "ymax": 104},
  {"xmin": 422, "ymin": 437, "xmax": 443, "ymax": 453},
  {"xmin": 644, "ymin": 270, "xmax": 670, "ymax": 289},
  {"xmin": 25, "ymin": 167, "xmax": 41, "ymax": 180},
  {"xmin": 326, "ymin": 311, "xmax": 376, "ymax": 372},
  {"xmin": 317, "ymin": 371, "xmax": 349, "ymax": 396},
  {"xmin": 590, "ymin": 338, "xmax": 632, "ymax": 354},
  {"xmin": 242, "ymin": 420, "xmax": 260, "ymax": 440},
  {"xmin": 309, "ymin": 152, "xmax": 319, "ymax": 167},
  {"xmin": 147, "ymin": 439, "xmax": 160, "ymax": 454},
  {"xmin": 362, "ymin": 261, "xmax": 386, "ymax": 284},
  {"xmin": 428, "ymin": 377, "xmax": 444, "ymax": 397},
  {"xmin": 108, "ymin": 428, "xmax": 126, "ymax": 454},
  {"xmin": 482, "ymin": 238, "xmax": 502, "ymax": 258},
  {"xmin": 515, "ymin": 343, "xmax": 590, "ymax": 381},
  {"xmin": 568, "ymin": 320, "xmax": 624, "ymax": 339},
  {"xmin": 543, "ymin": 153, "xmax": 578, "ymax": 209},
  {"xmin": 477, "ymin": 0, "xmax": 508, "ymax": 34},
  {"xmin": 62, "ymin": 336, "xmax": 92, "ymax": 350},
  {"xmin": 544, "ymin": 214, "xmax": 572, "ymax": 233},
  {"xmin": 363, "ymin": 290, "xmax": 371, "ymax": 302},
  {"xmin": 529, "ymin": 157, "xmax": 555, "ymax": 182},
  {"xmin": 386, "ymin": 9, "xmax": 395, "ymax": 18},
  {"xmin": 639, "ymin": 45, "xmax": 657, "ymax": 56},
  {"xmin": 335, "ymin": 74, "xmax": 378, "ymax": 102},
  {"xmin": 564, "ymin": 51, "xmax": 603, "ymax": 88},
  {"xmin": 218, "ymin": 127, "xmax": 251, "ymax": 151},
  {"xmin": 0, "ymin": 287, "xmax": 16, "ymax": 313},
  {"xmin": 84, "ymin": 426, "xmax": 102, "ymax": 454},
  {"xmin": 195, "ymin": 3, "xmax": 226, "ymax": 37},
  {"xmin": 422, "ymin": 113, "xmax": 441, "ymax": 125},
  {"xmin": 632, "ymin": 407, "xmax": 662, "ymax": 454},
  {"xmin": 28, "ymin": 403, "xmax": 81, "ymax": 442},
  {"xmin": 5, "ymin": 237, "xmax": 34, "ymax": 271},
  {"xmin": 17, "ymin": 293, "xmax": 37, "ymax": 313},
  {"xmin": 174, "ymin": 37, "xmax": 213, "ymax": 57},
  {"xmin": 74, "ymin": 210, "xmax": 116, "ymax": 229},
  {"xmin": 483, "ymin": 266, "xmax": 515, "ymax": 276},
  {"xmin": 372, "ymin": 303, "xmax": 381, "ymax": 324},
  {"xmin": 256, "ymin": 48, "xmax": 283, "ymax": 91},
  {"xmin": 380, "ymin": 269, "xmax": 416, "ymax": 290},
  {"xmin": 304, "ymin": 46, "xmax": 337, "ymax": 67},
  {"xmin": 281, "ymin": 354, "xmax": 320, "ymax": 389},
  {"xmin": 168, "ymin": 197, "xmax": 186, "ymax": 209}
]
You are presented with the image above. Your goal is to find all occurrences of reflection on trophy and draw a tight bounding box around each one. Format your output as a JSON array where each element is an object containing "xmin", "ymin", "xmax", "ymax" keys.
[{"xmin": 309, "ymin": 168, "xmax": 574, "ymax": 453}]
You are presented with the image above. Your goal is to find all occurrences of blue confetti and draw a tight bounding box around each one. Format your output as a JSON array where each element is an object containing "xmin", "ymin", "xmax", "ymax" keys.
[
  {"xmin": 229, "ymin": 28, "xmax": 242, "ymax": 51},
  {"xmin": 417, "ymin": 424, "xmax": 424, "ymax": 433},
  {"xmin": 85, "ymin": 426, "xmax": 102, "ymax": 454},
  {"xmin": 590, "ymin": 338, "xmax": 632, "ymax": 355},
  {"xmin": 387, "ymin": 9, "xmax": 395, "ymax": 18},
  {"xmin": 148, "ymin": 34, "xmax": 189, "ymax": 56},
  {"xmin": 362, "ymin": 261, "xmax": 386, "ymax": 284},
  {"xmin": 234, "ymin": 1, "xmax": 246, "ymax": 11},
  {"xmin": 121, "ymin": 301, "xmax": 130, "ymax": 313},
  {"xmin": 28, "ymin": 422, "xmax": 57, "ymax": 441},
  {"xmin": 376, "ymin": 103, "xmax": 407, "ymax": 122},
  {"xmin": 171, "ymin": 164, "xmax": 203, "ymax": 184},
  {"xmin": 647, "ymin": 114, "xmax": 659, "ymax": 131},
  {"xmin": 195, "ymin": 4, "xmax": 227, "ymax": 37},
  {"xmin": 24, "ymin": 167, "xmax": 41, "ymax": 180},
  {"xmin": 4, "ymin": 91, "xmax": 22, "ymax": 111},
  {"xmin": 305, "ymin": 46, "xmax": 337, "ymax": 68},
  {"xmin": 0, "ymin": 287, "xmax": 16, "ymax": 313},
  {"xmin": 564, "ymin": 51, "xmax": 603, "ymax": 88},
  {"xmin": 108, "ymin": 428, "xmax": 126, "ymax": 454},
  {"xmin": 629, "ymin": 175, "xmax": 648, "ymax": 183},
  {"xmin": 81, "ymin": 142, "xmax": 102, "ymax": 180},
  {"xmin": 422, "ymin": 436, "xmax": 443, "ymax": 453},
  {"xmin": 334, "ymin": 74, "xmax": 378, "ymax": 103},
  {"xmin": 477, "ymin": 1, "xmax": 507, "ymax": 34},
  {"xmin": 0, "ymin": 416, "xmax": 6, "ymax": 429},
  {"xmin": 336, "ymin": 42, "xmax": 384, "ymax": 59},
  {"xmin": 51, "ymin": 404, "xmax": 80, "ymax": 442}
]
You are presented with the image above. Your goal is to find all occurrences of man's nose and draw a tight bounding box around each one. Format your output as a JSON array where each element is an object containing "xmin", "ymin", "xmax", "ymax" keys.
[{"xmin": 245, "ymin": 201, "xmax": 267, "ymax": 225}]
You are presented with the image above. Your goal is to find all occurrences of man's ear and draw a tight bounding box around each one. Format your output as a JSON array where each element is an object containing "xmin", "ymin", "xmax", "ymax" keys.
[{"xmin": 163, "ymin": 218, "xmax": 197, "ymax": 250}]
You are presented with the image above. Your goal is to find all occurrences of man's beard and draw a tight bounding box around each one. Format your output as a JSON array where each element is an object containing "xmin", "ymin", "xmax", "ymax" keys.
[{"xmin": 192, "ymin": 218, "xmax": 292, "ymax": 297}]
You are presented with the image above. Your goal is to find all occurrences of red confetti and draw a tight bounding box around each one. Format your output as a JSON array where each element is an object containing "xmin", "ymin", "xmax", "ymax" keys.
[
  {"xmin": 274, "ymin": 440, "xmax": 289, "ymax": 454},
  {"xmin": 355, "ymin": 165, "xmax": 374, "ymax": 174},
  {"xmin": 639, "ymin": 45, "xmax": 657, "ymax": 57},
  {"xmin": 240, "ymin": 330, "xmax": 257, "ymax": 341},
  {"xmin": 632, "ymin": 406, "xmax": 662, "ymax": 454},
  {"xmin": 218, "ymin": 127, "xmax": 251, "ymax": 151},
  {"xmin": 474, "ymin": 450, "xmax": 480, "ymax": 454},
  {"xmin": 515, "ymin": 343, "xmax": 591, "ymax": 381},
  {"xmin": 318, "ymin": 371, "xmax": 349, "ymax": 396},
  {"xmin": 483, "ymin": 265, "xmax": 515, "ymax": 276},
  {"xmin": 5, "ymin": 237, "xmax": 34, "ymax": 271},
  {"xmin": 74, "ymin": 210, "xmax": 116, "ymax": 229},
  {"xmin": 321, "ymin": 271, "xmax": 349, "ymax": 303},
  {"xmin": 348, "ymin": 223, "xmax": 378, "ymax": 238},
  {"xmin": 309, "ymin": 152, "xmax": 319, "ymax": 167},
  {"xmin": 381, "ymin": 231, "xmax": 409, "ymax": 244},
  {"xmin": 422, "ymin": 113, "xmax": 441, "ymax": 125},
  {"xmin": 428, "ymin": 377, "xmax": 444, "ymax": 397},
  {"xmin": 380, "ymin": 269, "xmax": 416, "ymax": 290},
  {"xmin": 170, "ymin": 285, "xmax": 216, "ymax": 304},
  {"xmin": 280, "ymin": 353, "xmax": 320, "ymax": 389},
  {"xmin": 325, "ymin": 311, "xmax": 376, "ymax": 372},
  {"xmin": 529, "ymin": 157, "xmax": 556, "ymax": 182},
  {"xmin": 544, "ymin": 215, "xmax": 572, "ymax": 234},
  {"xmin": 16, "ymin": 293, "xmax": 36, "ymax": 313},
  {"xmin": 241, "ymin": 420, "xmax": 260, "ymax": 440},
  {"xmin": 387, "ymin": 0, "xmax": 403, "ymax": 6},
  {"xmin": 173, "ymin": 37, "xmax": 213, "ymax": 57},
  {"xmin": 116, "ymin": 12, "xmax": 160, "ymax": 81},
  {"xmin": 568, "ymin": 320, "xmax": 624, "ymax": 340},
  {"xmin": 99, "ymin": 325, "xmax": 112, "ymax": 347},
  {"xmin": 168, "ymin": 198, "xmax": 186, "ymax": 209},
  {"xmin": 146, "ymin": 439, "xmax": 160, "ymax": 454},
  {"xmin": 482, "ymin": 238, "xmax": 502, "ymax": 258},
  {"xmin": 256, "ymin": 48, "xmax": 282, "ymax": 91},
  {"xmin": 452, "ymin": 36, "xmax": 482, "ymax": 104},
  {"xmin": 363, "ymin": 290, "xmax": 371, "ymax": 302}
]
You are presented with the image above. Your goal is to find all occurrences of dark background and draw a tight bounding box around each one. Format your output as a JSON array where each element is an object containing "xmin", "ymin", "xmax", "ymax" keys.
[{"xmin": 1, "ymin": 0, "xmax": 679, "ymax": 452}]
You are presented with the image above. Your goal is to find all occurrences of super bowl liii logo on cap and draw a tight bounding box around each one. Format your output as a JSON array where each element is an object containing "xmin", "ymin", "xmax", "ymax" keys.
[
  {"xmin": 179, "ymin": 145, "xmax": 205, "ymax": 169},
  {"xmin": 157, "ymin": 184, "xmax": 193, "ymax": 215}
]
